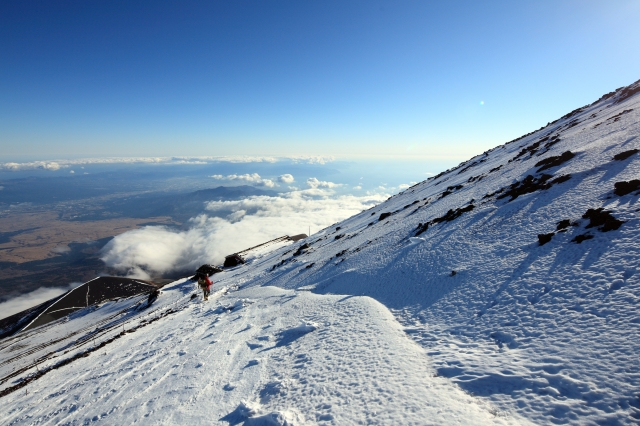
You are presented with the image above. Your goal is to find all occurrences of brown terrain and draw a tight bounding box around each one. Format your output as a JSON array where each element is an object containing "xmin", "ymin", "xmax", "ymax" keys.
[
  {"xmin": 0, "ymin": 211, "xmax": 173, "ymax": 264},
  {"xmin": 0, "ymin": 183, "xmax": 273, "ymax": 302},
  {"xmin": 0, "ymin": 209, "xmax": 177, "ymax": 301}
]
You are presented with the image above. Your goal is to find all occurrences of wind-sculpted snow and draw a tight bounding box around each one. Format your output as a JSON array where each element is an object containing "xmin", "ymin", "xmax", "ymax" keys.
[{"xmin": 2, "ymin": 79, "xmax": 640, "ymax": 424}]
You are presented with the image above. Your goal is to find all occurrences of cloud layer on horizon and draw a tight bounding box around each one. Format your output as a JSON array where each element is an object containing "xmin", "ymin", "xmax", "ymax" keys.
[
  {"xmin": 210, "ymin": 173, "xmax": 276, "ymax": 188},
  {"xmin": 0, "ymin": 155, "xmax": 335, "ymax": 172},
  {"xmin": 101, "ymin": 188, "xmax": 386, "ymax": 280}
]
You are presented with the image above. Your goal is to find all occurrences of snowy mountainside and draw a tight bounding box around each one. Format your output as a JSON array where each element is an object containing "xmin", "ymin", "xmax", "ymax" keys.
[
  {"xmin": 216, "ymin": 79, "xmax": 640, "ymax": 424},
  {"xmin": 2, "ymin": 79, "xmax": 640, "ymax": 425}
]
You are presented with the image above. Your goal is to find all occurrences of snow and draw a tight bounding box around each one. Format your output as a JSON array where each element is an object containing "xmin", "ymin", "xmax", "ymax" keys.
[
  {"xmin": 0, "ymin": 281, "xmax": 513, "ymax": 424},
  {"xmin": 2, "ymin": 79, "xmax": 640, "ymax": 424}
]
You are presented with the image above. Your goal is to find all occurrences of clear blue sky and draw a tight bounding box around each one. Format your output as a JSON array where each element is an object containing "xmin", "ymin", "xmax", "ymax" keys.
[{"xmin": 1, "ymin": 0, "xmax": 639, "ymax": 161}]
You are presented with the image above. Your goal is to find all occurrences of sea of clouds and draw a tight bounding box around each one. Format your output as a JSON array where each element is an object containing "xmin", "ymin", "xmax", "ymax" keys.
[{"xmin": 100, "ymin": 183, "xmax": 387, "ymax": 280}]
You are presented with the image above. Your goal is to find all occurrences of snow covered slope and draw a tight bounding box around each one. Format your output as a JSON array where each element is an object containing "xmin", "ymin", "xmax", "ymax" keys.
[
  {"xmin": 213, "ymin": 79, "xmax": 640, "ymax": 424},
  {"xmin": 2, "ymin": 79, "xmax": 640, "ymax": 424},
  {"xmin": 1, "ymin": 280, "xmax": 514, "ymax": 424}
]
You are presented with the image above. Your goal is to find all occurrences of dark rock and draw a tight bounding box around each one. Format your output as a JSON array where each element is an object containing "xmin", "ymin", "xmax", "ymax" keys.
[
  {"xmin": 433, "ymin": 205, "xmax": 475, "ymax": 224},
  {"xmin": 610, "ymin": 109, "xmax": 634, "ymax": 122},
  {"xmin": 148, "ymin": 289, "xmax": 160, "ymax": 305},
  {"xmin": 497, "ymin": 174, "xmax": 571, "ymax": 201},
  {"xmin": 334, "ymin": 234, "xmax": 345, "ymax": 240},
  {"xmin": 440, "ymin": 184, "xmax": 464, "ymax": 199},
  {"xmin": 512, "ymin": 140, "xmax": 542, "ymax": 161},
  {"xmin": 614, "ymin": 180, "xmax": 640, "ymax": 196},
  {"xmin": 224, "ymin": 254, "xmax": 245, "ymax": 268},
  {"xmin": 572, "ymin": 234, "xmax": 594, "ymax": 244},
  {"xmin": 615, "ymin": 84, "xmax": 640, "ymax": 103},
  {"xmin": 196, "ymin": 264, "xmax": 223, "ymax": 276},
  {"xmin": 556, "ymin": 219, "xmax": 572, "ymax": 230},
  {"xmin": 415, "ymin": 222, "xmax": 429, "ymax": 236},
  {"xmin": 379, "ymin": 212, "xmax": 392, "ymax": 221},
  {"xmin": 415, "ymin": 204, "xmax": 475, "ymax": 236},
  {"xmin": 552, "ymin": 174, "xmax": 572, "ymax": 185},
  {"xmin": 535, "ymin": 151, "xmax": 575, "ymax": 172},
  {"xmin": 559, "ymin": 106, "xmax": 587, "ymax": 121},
  {"xmin": 457, "ymin": 159, "xmax": 485, "ymax": 175},
  {"xmin": 613, "ymin": 149, "xmax": 639, "ymax": 161},
  {"xmin": 335, "ymin": 250, "xmax": 347, "ymax": 257},
  {"xmin": 293, "ymin": 243, "xmax": 310, "ymax": 256},
  {"xmin": 583, "ymin": 208, "xmax": 624, "ymax": 232},
  {"xmin": 539, "ymin": 136, "xmax": 561, "ymax": 154},
  {"xmin": 538, "ymin": 233, "xmax": 554, "ymax": 246},
  {"xmin": 565, "ymin": 119, "xmax": 580, "ymax": 129}
]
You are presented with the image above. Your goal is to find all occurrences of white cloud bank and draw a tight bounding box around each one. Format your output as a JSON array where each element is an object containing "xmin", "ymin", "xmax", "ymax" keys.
[
  {"xmin": 278, "ymin": 174, "xmax": 295, "ymax": 184},
  {"xmin": 1, "ymin": 161, "xmax": 65, "ymax": 172},
  {"xmin": 306, "ymin": 178, "xmax": 342, "ymax": 189},
  {"xmin": 101, "ymin": 189, "xmax": 385, "ymax": 280},
  {"xmin": 211, "ymin": 173, "xmax": 276, "ymax": 188}
]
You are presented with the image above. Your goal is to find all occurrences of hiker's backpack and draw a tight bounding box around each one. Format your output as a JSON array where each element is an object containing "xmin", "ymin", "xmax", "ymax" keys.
[{"xmin": 197, "ymin": 276, "xmax": 207, "ymax": 288}]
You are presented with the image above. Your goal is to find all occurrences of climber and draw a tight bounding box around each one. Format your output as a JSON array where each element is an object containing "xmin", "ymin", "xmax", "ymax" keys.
[{"xmin": 197, "ymin": 273, "xmax": 213, "ymax": 301}]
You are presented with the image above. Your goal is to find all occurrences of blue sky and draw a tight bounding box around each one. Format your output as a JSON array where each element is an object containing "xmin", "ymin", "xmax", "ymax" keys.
[{"xmin": 1, "ymin": 0, "xmax": 639, "ymax": 161}]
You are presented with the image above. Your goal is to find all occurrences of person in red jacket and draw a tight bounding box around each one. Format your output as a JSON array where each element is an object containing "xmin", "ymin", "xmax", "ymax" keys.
[{"xmin": 197, "ymin": 273, "xmax": 213, "ymax": 301}]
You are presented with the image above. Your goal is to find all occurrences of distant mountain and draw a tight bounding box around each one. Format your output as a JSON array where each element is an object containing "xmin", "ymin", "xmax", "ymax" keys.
[
  {"xmin": 2, "ymin": 79, "xmax": 639, "ymax": 424},
  {"xmin": 188, "ymin": 185, "xmax": 279, "ymax": 200}
]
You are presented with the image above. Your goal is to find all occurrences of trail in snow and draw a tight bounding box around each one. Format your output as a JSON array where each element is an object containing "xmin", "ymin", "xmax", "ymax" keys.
[{"xmin": 1, "ymin": 280, "xmax": 515, "ymax": 424}]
